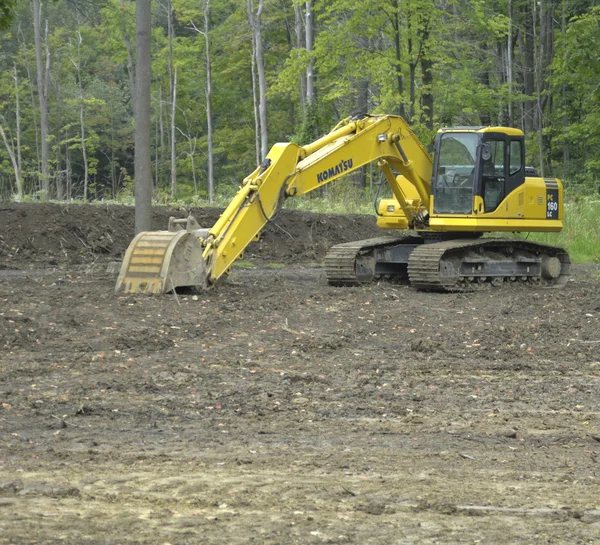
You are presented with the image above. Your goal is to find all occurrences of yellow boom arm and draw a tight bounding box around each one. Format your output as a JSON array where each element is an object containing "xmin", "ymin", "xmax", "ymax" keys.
[
  {"xmin": 116, "ymin": 114, "xmax": 432, "ymax": 294},
  {"xmin": 203, "ymin": 115, "xmax": 432, "ymax": 283}
]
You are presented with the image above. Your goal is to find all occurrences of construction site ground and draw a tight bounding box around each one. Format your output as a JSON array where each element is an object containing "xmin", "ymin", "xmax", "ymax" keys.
[{"xmin": 1, "ymin": 203, "xmax": 599, "ymax": 544}]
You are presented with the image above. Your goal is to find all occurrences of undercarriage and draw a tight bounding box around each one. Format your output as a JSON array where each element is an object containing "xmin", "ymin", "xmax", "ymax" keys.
[{"xmin": 324, "ymin": 234, "xmax": 571, "ymax": 291}]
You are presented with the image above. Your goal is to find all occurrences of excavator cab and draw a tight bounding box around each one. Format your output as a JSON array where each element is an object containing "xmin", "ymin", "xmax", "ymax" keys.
[{"xmin": 431, "ymin": 127, "xmax": 526, "ymax": 217}]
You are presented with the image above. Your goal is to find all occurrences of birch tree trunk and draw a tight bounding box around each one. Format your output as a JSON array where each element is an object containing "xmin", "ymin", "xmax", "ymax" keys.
[
  {"xmin": 293, "ymin": 1, "xmax": 305, "ymax": 116},
  {"xmin": 533, "ymin": 0, "xmax": 544, "ymax": 177},
  {"xmin": 167, "ymin": 0, "xmax": 177, "ymax": 193},
  {"xmin": 134, "ymin": 0, "xmax": 153, "ymax": 233},
  {"xmin": 507, "ymin": 0, "xmax": 513, "ymax": 125},
  {"xmin": 54, "ymin": 72, "xmax": 63, "ymax": 201},
  {"xmin": 158, "ymin": 84, "xmax": 165, "ymax": 188},
  {"xmin": 305, "ymin": 0, "xmax": 314, "ymax": 106},
  {"xmin": 204, "ymin": 0, "xmax": 215, "ymax": 203},
  {"xmin": 0, "ymin": 125, "xmax": 22, "ymax": 201},
  {"xmin": 170, "ymin": 65, "xmax": 177, "ymax": 198},
  {"xmin": 73, "ymin": 26, "xmax": 89, "ymax": 200},
  {"xmin": 248, "ymin": 0, "xmax": 262, "ymax": 162},
  {"xmin": 32, "ymin": 0, "xmax": 50, "ymax": 199},
  {"xmin": 560, "ymin": 0, "xmax": 569, "ymax": 178},
  {"xmin": 250, "ymin": 42, "xmax": 260, "ymax": 165},
  {"xmin": 248, "ymin": 0, "xmax": 268, "ymax": 161},
  {"xmin": 18, "ymin": 24, "xmax": 40, "ymax": 176},
  {"xmin": 12, "ymin": 65, "xmax": 23, "ymax": 200},
  {"xmin": 65, "ymin": 129, "xmax": 71, "ymax": 200}
]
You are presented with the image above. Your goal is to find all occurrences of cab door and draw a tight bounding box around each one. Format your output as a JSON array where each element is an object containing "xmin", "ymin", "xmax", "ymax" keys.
[{"xmin": 479, "ymin": 135, "xmax": 525, "ymax": 213}]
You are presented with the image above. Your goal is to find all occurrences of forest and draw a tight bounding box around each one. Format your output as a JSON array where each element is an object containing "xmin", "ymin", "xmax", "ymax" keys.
[{"xmin": 0, "ymin": 0, "xmax": 598, "ymax": 203}]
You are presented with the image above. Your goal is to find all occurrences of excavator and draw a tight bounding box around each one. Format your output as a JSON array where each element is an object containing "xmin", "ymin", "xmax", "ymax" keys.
[{"xmin": 115, "ymin": 114, "xmax": 570, "ymax": 294}]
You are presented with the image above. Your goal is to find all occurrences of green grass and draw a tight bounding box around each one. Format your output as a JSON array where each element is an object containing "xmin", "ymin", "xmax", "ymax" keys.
[
  {"xmin": 283, "ymin": 194, "xmax": 374, "ymax": 215},
  {"xmin": 231, "ymin": 260, "xmax": 257, "ymax": 269},
  {"xmin": 512, "ymin": 199, "xmax": 600, "ymax": 264}
]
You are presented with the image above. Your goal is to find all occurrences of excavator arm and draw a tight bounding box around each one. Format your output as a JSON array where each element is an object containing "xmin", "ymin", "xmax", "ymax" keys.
[{"xmin": 116, "ymin": 115, "xmax": 433, "ymax": 294}]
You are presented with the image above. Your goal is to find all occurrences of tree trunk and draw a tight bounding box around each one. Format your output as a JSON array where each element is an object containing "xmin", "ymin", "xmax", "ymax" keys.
[
  {"xmin": 407, "ymin": 30, "xmax": 416, "ymax": 122},
  {"xmin": 73, "ymin": 26, "xmax": 89, "ymax": 201},
  {"xmin": 32, "ymin": 0, "xmax": 50, "ymax": 199},
  {"xmin": 522, "ymin": 2, "xmax": 535, "ymax": 134},
  {"xmin": 248, "ymin": 0, "xmax": 268, "ymax": 161},
  {"xmin": 170, "ymin": 65, "xmax": 177, "ymax": 198},
  {"xmin": 167, "ymin": 0, "xmax": 177, "ymax": 197},
  {"xmin": 256, "ymin": 0, "xmax": 268, "ymax": 160},
  {"xmin": 204, "ymin": 0, "xmax": 214, "ymax": 203},
  {"xmin": 53, "ymin": 69, "xmax": 63, "ymax": 201},
  {"xmin": 355, "ymin": 76, "xmax": 368, "ymax": 188},
  {"xmin": 65, "ymin": 129, "xmax": 72, "ymax": 200},
  {"xmin": 167, "ymin": 0, "xmax": 174, "ymax": 103},
  {"xmin": 560, "ymin": 0, "xmax": 569, "ymax": 179},
  {"xmin": 0, "ymin": 125, "xmax": 22, "ymax": 201},
  {"xmin": 392, "ymin": 0, "xmax": 405, "ymax": 117},
  {"xmin": 420, "ymin": 26, "xmax": 434, "ymax": 131},
  {"xmin": 507, "ymin": 0, "xmax": 513, "ymax": 125},
  {"xmin": 293, "ymin": 1, "xmax": 306, "ymax": 117},
  {"xmin": 111, "ymin": 111, "xmax": 117, "ymax": 199},
  {"xmin": 12, "ymin": 65, "xmax": 23, "ymax": 201},
  {"xmin": 155, "ymin": 84, "xmax": 160, "ymax": 189},
  {"xmin": 498, "ymin": 43, "xmax": 506, "ymax": 125},
  {"xmin": 159, "ymin": 84, "xmax": 165, "ymax": 188},
  {"xmin": 18, "ymin": 23, "xmax": 41, "ymax": 181},
  {"xmin": 119, "ymin": 0, "xmax": 135, "ymax": 107},
  {"xmin": 250, "ymin": 45, "xmax": 260, "ymax": 165},
  {"xmin": 305, "ymin": 0, "xmax": 314, "ymax": 106},
  {"xmin": 533, "ymin": 0, "xmax": 544, "ymax": 177},
  {"xmin": 134, "ymin": 0, "xmax": 153, "ymax": 234}
]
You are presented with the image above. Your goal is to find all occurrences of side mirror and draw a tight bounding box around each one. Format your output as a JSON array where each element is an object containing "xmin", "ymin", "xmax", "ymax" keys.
[{"xmin": 438, "ymin": 166, "xmax": 446, "ymax": 175}]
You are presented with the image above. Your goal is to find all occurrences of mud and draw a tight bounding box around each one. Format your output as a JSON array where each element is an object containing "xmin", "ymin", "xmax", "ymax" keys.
[
  {"xmin": 0, "ymin": 203, "xmax": 381, "ymax": 268},
  {"xmin": 1, "ymin": 204, "xmax": 600, "ymax": 544}
]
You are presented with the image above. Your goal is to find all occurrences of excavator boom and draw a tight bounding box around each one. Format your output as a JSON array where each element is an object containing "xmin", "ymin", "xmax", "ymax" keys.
[{"xmin": 116, "ymin": 115, "xmax": 433, "ymax": 293}]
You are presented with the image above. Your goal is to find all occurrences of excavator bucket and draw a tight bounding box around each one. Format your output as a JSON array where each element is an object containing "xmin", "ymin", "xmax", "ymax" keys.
[{"xmin": 115, "ymin": 216, "xmax": 209, "ymax": 295}]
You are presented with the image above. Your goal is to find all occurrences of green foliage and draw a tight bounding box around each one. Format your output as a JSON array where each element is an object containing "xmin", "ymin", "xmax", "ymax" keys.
[
  {"xmin": 294, "ymin": 102, "xmax": 320, "ymax": 145},
  {"xmin": 0, "ymin": 0, "xmax": 18, "ymax": 31},
  {"xmin": 0, "ymin": 0, "xmax": 597, "ymax": 208},
  {"xmin": 550, "ymin": 6, "xmax": 600, "ymax": 190}
]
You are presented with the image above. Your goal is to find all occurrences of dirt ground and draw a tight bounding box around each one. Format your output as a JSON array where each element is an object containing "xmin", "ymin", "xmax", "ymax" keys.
[{"xmin": 1, "ymin": 203, "xmax": 600, "ymax": 544}]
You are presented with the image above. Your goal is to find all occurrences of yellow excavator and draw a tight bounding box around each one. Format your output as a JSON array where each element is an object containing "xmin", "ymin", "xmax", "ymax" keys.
[{"xmin": 116, "ymin": 114, "xmax": 570, "ymax": 294}]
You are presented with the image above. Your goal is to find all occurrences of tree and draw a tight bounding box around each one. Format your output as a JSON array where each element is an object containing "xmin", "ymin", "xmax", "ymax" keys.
[
  {"xmin": 32, "ymin": 0, "xmax": 50, "ymax": 198},
  {"xmin": 203, "ymin": 0, "xmax": 214, "ymax": 203},
  {"xmin": 134, "ymin": 0, "xmax": 152, "ymax": 233},
  {"xmin": 248, "ymin": 0, "xmax": 268, "ymax": 161}
]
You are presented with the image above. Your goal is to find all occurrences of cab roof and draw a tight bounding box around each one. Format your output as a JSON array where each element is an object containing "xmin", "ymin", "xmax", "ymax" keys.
[{"xmin": 438, "ymin": 126, "xmax": 524, "ymax": 137}]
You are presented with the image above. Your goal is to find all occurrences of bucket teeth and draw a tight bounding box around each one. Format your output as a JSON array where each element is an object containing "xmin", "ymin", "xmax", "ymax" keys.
[{"xmin": 116, "ymin": 230, "xmax": 208, "ymax": 294}]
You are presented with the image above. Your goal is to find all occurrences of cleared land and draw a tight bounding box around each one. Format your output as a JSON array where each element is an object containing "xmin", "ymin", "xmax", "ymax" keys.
[{"xmin": 1, "ymin": 203, "xmax": 599, "ymax": 544}]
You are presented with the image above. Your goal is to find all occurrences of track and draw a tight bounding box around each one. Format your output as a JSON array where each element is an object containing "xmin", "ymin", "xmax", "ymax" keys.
[
  {"xmin": 324, "ymin": 234, "xmax": 421, "ymax": 285},
  {"xmin": 326, "ymin": 236, "xmax": 571, "ymax": 291},
  {"xmin": 408, "ymin": 239, "xmax": 571, "ymax": 291}
]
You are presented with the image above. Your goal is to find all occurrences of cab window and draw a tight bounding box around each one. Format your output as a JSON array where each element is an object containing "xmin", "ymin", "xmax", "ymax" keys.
[
  {"xmin": 509, "ymin": 140, "xmax": 522, "ymax": 176},
  {"xmin": 434, "ymin": 133, "xmax": 478, "ymax": 214}
]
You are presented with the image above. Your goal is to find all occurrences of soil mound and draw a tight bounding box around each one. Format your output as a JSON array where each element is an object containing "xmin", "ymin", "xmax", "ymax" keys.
[{"xmin": 0, "ymin": 203, "xmax": 381, "ymax": 267}]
